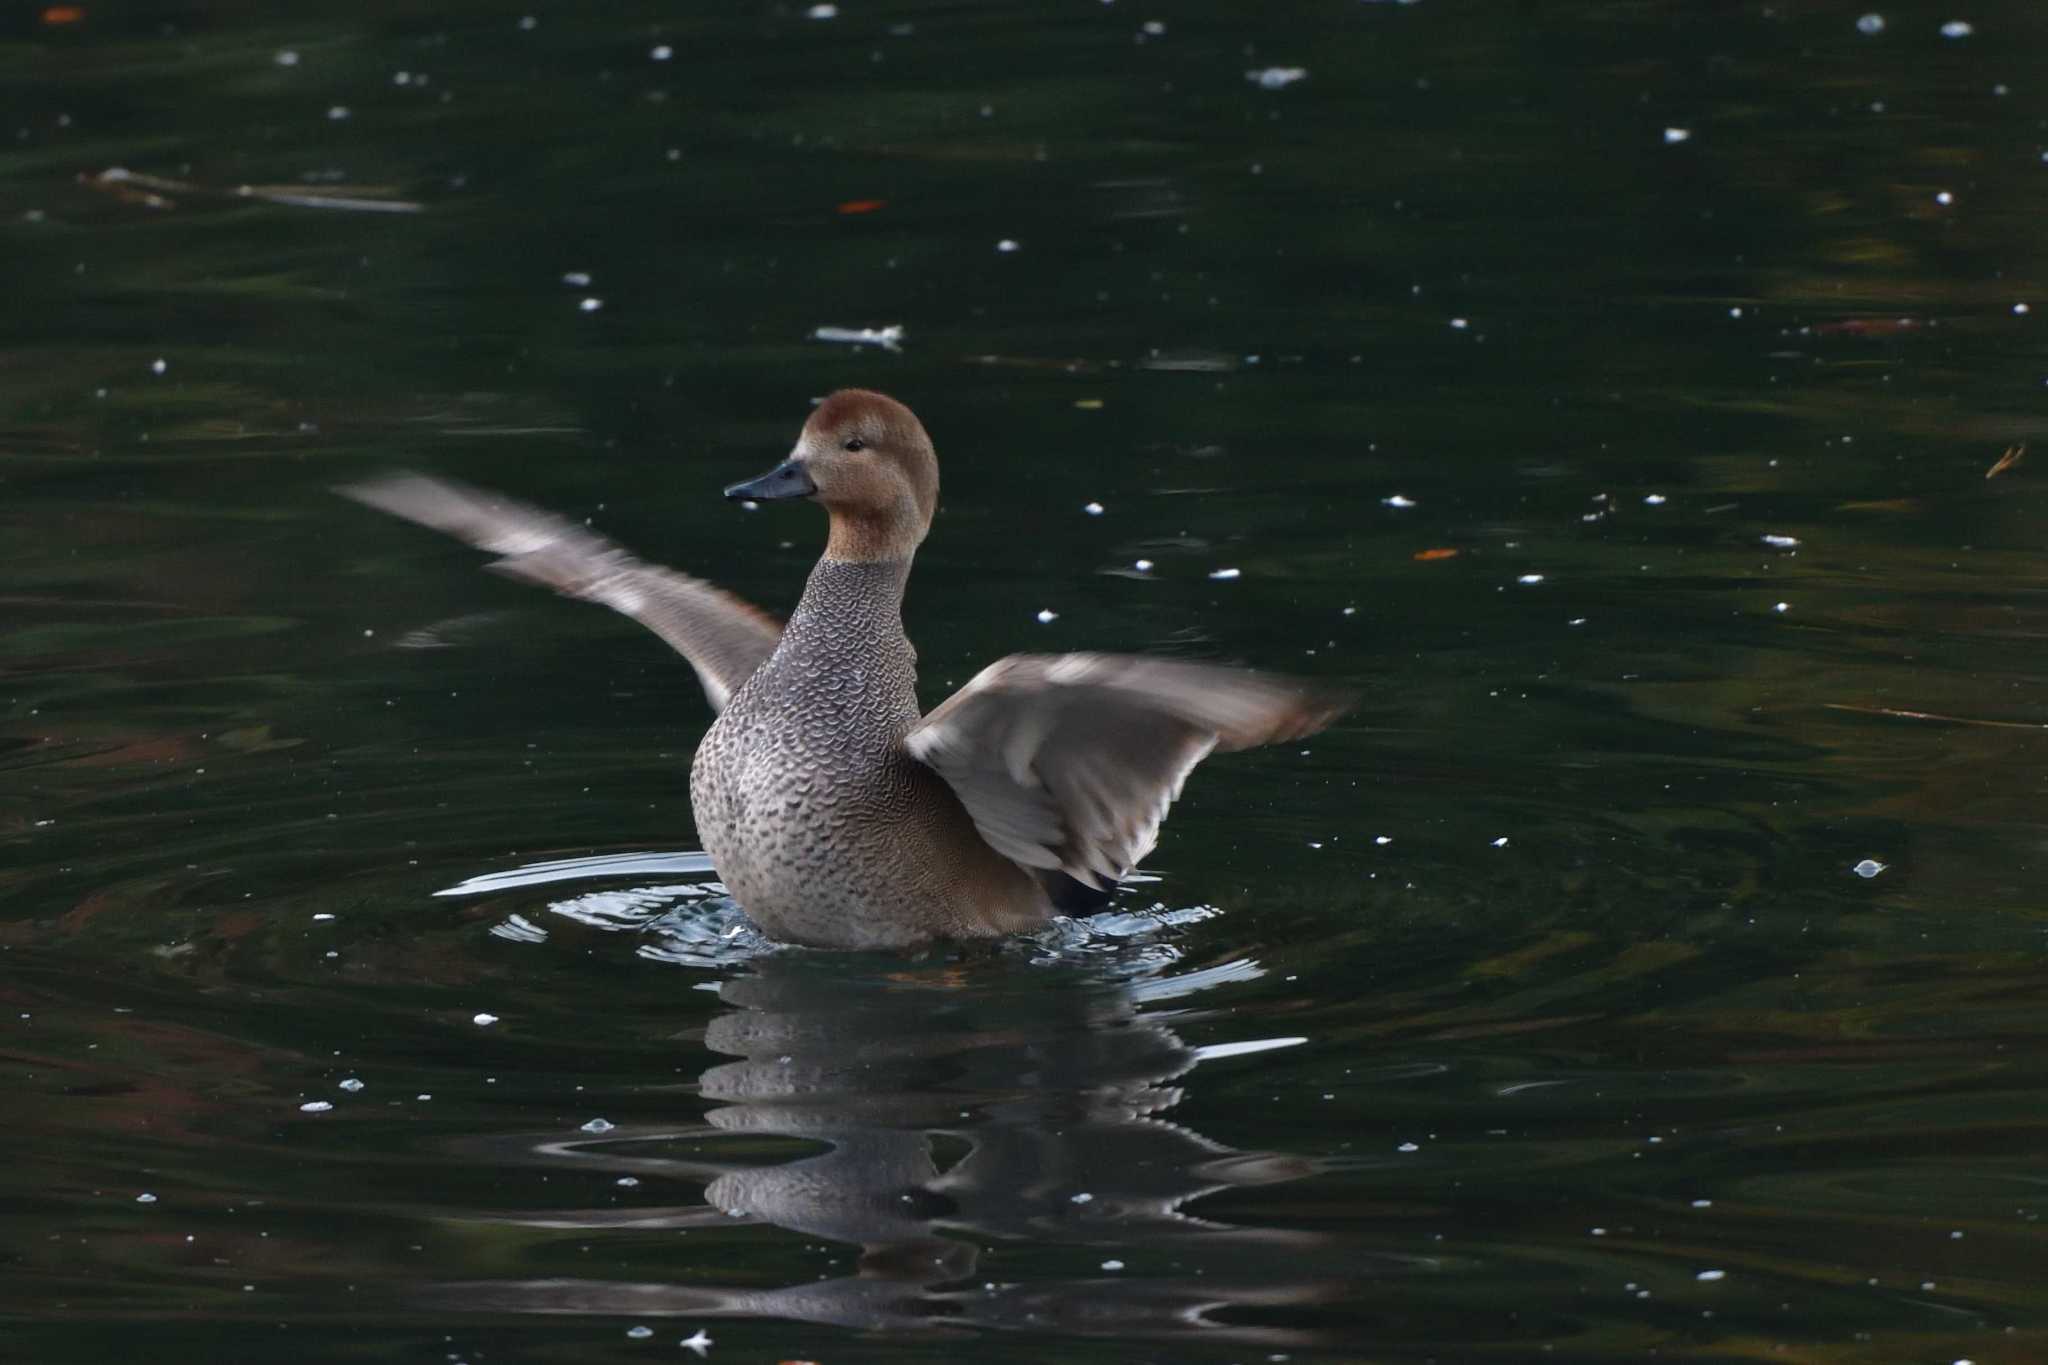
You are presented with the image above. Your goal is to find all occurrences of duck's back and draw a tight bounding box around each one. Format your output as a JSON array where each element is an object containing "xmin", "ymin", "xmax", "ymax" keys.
[{"xmin": 689, "ymin": 559, "xmax": 1046, "ymax": 948}]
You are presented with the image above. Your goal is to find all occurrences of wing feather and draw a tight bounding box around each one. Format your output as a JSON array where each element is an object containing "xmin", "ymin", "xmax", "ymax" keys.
[
  {"xmin": 907, "ymin": 654, "xmax": 1350, "ymax": 890},
  {"xmin": 340, "ymin": 472, "xmax": 782, "ymax": 711}
]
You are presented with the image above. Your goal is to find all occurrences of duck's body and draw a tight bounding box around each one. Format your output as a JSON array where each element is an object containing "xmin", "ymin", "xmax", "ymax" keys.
[
  {"xmin": 344, "ymin": 390, "xmax": 1348, "ymax": 950},
  {"xmin": 692, "ymin": 557, "xmax": 1043, "ymax": 947}
]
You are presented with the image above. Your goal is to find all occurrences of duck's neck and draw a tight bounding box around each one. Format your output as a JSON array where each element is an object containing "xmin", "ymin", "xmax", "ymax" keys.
[{"xmin": 788, "ymin": 555, "xmax": 912, "ymax": 639}]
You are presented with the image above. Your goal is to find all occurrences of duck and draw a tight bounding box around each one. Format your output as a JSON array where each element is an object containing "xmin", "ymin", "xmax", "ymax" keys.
[{"xmin": 342, "ymin": 390, "xmax": 1350, "ymax": 950}]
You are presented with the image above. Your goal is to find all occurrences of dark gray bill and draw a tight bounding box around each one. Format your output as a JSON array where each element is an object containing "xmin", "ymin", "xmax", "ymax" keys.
[{"xmin": 723, "ymin": 460, "xmax": 817, "ymax": 501}]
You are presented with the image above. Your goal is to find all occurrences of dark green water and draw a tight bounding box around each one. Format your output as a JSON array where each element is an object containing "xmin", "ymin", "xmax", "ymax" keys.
[{"xmin": 6, "ymin": 2, "xmax": 2048, "ymax": 1361}]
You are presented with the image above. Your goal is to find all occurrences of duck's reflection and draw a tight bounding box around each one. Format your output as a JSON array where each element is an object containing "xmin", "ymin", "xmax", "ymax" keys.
[{"xmin": 443, "ymin": 949, "xmax": 1344, "ymax": 1344}]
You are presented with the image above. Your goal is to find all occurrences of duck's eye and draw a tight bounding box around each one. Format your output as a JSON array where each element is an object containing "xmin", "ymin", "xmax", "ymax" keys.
[{"xmin": 842, "ymin": 436, "xmax": 867, "ymax": 453}]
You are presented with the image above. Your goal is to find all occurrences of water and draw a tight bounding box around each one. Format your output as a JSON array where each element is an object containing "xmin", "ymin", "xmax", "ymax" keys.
[{"xmin": 6, "ymin": 2, "xmax": 2048, "ymax": 1360}]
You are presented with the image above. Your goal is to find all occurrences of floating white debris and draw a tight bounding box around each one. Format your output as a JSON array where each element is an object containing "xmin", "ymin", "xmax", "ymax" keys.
[
  {"xmin": 1940, "ymin": 20, "xmax": 1974, "ymax": 38},
  {"xmin": 1070, "ymin": 1191, "xmax": 1095, "ymax": 1204},
  {"xmin": 1644, "ymin": 493, "xmax": 1668, "ymax": 505},
  {"xmin": 1773, "ymin": 601, "xmax": 1789, "ymax": 614},
  {"xmin": 136, "ymin": 1192, "xmax": 158, "ymax": 1203},
  {"xmin": 1141, "ymin": 20, "xmax": 1166, "ymax": 35},
  {"xmin": 1101, "ymin": 1258, "xmax": 1127, "ymax": 1270},
  {"xmin": 579, "ymin": 297, "xmax": 604, "ymax": 313},
  {"xmin": 1397, "ymin": 1141, "xmax": 1420, "ymax": 1153},
  {"xmin": 1133, "ymin": 558, "xmax": 1154, "ymax": 572},
  {"xmin": 562, "ymin": 270, "xmax": 592, "ymax": 287},
  {"xmin": 327, "ymin": 105, "xmax": 351, "ymax": 121},
  {"xmin": 338, "ymin": 1077, "xmax": 364, "ymax": 1093},
  {"xmin": 1663, "ymin": 127, "xmax": 1692, "ymax": 144},
  {"xmin": 2016, "ymin": 303, "xmax": 2032, "ymax": 315},
  {"xmin": 150, "ymin": 357, "xmax": 167, "ymax": 375},
  {"xmin": 806, "ymin": 2, "xmax": 838, "ymax": 17},
  {"xmin": 416, "ymin": 1093, "xmax": 432, "ymax": 1101},
  {"xmin": 650, "ymin": 44, "xmax": 673, "ymax": 61},
  {"xmin": 581, "ymin": 1117, "xmax": 616, "ymax": 1134},
  {"xmin": 1491, "ymin": 836, "xmax": 1509, "ymax": 848},
  {"xmin": 813, "ymin": 324, "xmax": 904, "ymax": 351},
  {"xmin": 1761, "ymin": 534, "xmax": 1801, "ymax": 548},
  {"xmin": 299, "ymin": 1100, "xmax": 333, "ymax": 1113},
  {"xmin": 1935, "ymin": 190, "xmax": 1954, "ymax": 205},
  {"xmin": 617, "ymin": 1176, "xmax": 640, "ymax": 1187},
  {"xmin": 1246, "ymin": 67, "xmax": 1309, "ymax": 90},
  {"xmin": 680, "ymin": 1330, "xmax": 713, "ymax": 1358},
  {"xmin": 1382, "ymin": 494, "xmax": 1417, "ymax": 508},
  {"xmin": 472, "ymin": 1012, "xmax": 499, "ymax": 1027},
  {"xmin": 1569, "ymin": 617, "xmax": 1588, "ymax": 626},
  {"xmin": 1691, "ymin": 1198, "xmax": 1714, "ymax": 1208},
  {"xmin": 1517, "ymin": 573, "xmax": 1545, "ymax": 585},
  {"xmin": 995, "ymin": 238, "xmax": 1021, "ymax": 253},
  {"xmin": 1856, "ymin": 13, "xmax": 1885, "ymax": 34},
  {"xmin": 1853, "ymin": 858, "xmax": 1887, "ymax": 878},
  {"xmin": 518, "ymin": 15, "xmax": 537, "ymax": 31},
  {"xmin": 1342, "ymin": 605, "xmax": 1357, "ymax": 616},
  {"xmin": 1209, "ymin": 567, "xmax": 1241, "ymax": 580},
  {"xmin": 311, "ymin": 912, "xmax": 336, "ymax": 922},
  {"xmin": 1449, "ymin": 317, "xmax": 1469, "ymax": 330},
  {"xmin": 1374, "ymin": 835, "xmax": 1392, "ymax": 845},
  {"xmin": 627, "ymin": 1326, "xmax": 654, "ymax": 1340},
  {"xmin": 1697, "ymin": 1269, "xmax": 1727, "ymax": 1282},
  {"xmin": 1036, "ymin": 608, "xmax": 1058, "ymax": 624},
  {"xmin": 275, "ymin": 49, "xmax": 301, "ymax": 66},
  {"xmin": 1083, "ymin": 501, "xmax": 1105, "ymax": 516},
  {"xmin": 1590, "ymin": 1226, "xmax": 1608, "ymax": 1236}
]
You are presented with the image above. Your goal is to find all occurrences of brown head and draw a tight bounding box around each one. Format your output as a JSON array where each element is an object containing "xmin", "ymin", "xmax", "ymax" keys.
[{"xmin": 724, "ymin": 389, "xmax": 939, "ymax": 562}]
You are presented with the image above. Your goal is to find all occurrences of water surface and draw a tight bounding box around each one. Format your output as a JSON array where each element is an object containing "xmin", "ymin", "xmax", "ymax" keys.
[{"xmin": 5, "ymin": 3, "xmax": 2048, "ymax": 1361}]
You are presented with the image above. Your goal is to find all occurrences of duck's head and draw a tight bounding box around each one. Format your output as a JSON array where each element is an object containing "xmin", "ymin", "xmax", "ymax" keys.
[{"xmin": 725, "ymin": 389, "xmax": 939, "ymax": 562}]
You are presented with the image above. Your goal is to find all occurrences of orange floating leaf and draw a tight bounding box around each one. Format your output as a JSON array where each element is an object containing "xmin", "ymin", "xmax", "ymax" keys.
[
  {"xmin": 42, "ymin": 4, "xmax": 87, "ymax": 23},
  {"xmin": 1413, "ymin": 547, "xmax": 1460, "ymax": 562},
  {"xmin": 1986, "ymin": 442, "xmax": 2025, "ymax": 479},
  {"xmin": 836, "ymin": 198, "xmax": 885, "ymax": 215}
]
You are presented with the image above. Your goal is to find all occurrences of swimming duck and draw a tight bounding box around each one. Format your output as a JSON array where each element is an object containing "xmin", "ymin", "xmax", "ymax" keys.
[{"xmin": 343, "ymin": 390, "xmax": 1349, "ymax": 949}]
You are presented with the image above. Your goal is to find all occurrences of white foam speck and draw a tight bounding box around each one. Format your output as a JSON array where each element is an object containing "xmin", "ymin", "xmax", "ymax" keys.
[
  {"xmin": 996, "ymin": 238, "xmax": 1021, "ymax": 253},
  {"xmin": 274, "ymin": 49, "xmax": 301, "ymax": 66},
  {"xmin": 1397, "ymin": 1141, "xmax": 1420, "ymax": 1153},
  {"xmin": 562, "ymin": 270, "xmax": 592, "ymax": 287},
  {"xmin": 1491, "ymin": 836, "xmax": 1509, "ymax": 848},
  {"xmin": 1697, "ymin": 1269, "xmax": 1726, "ymax": 1282},
  {"xmin": 1083, "ymin": 501, "xmax": 1105, "ymax": 516},
  {"xmin": 1209, "ymin": 567, "xmax": 1242, "ymax": 580},
  {"xmin": 1853, "ymin": 858, "xmax": 1887, "ymax": 878},
  {"xmin": 1517, "ymin": 573, "xmax": 1545, "ymax": 585},
  {"xmin": 1856, "ymin": 14, "xmax": 1885, "ymax": 35},
  {"xmin": 1133, "ymin": 558, "xmax": 1154, "ymax": 572},
  {"xmin": 1761, "ymin": 533, "xmax": 1800, "ymax": 548},
  {"xmin": 1036, "ymin": 608, "xmax": 1058, "ymax": 624},
  {"xmin": 338, "ymin": 1077, "xmax": 364, "ymax": 1093},
  {"xmin": 1382, "ymin": 494, "xmax": 1417, "ymax": 508},
  {"xmin": 579, "ymin": 297, "xmax": 604, "ymax": 313},
  {"xmin": 1449, "ymin": 317, "xmax": 1469, "ymax": 330},
  {"xmin": 327, "ymin": 105, "xmax": 351, "ymax": 121},
  {"xmin": 1940, "ymin": 20, "xmax": 1974, "ymax": 38},
  {"xmin": 472, "ymin": 1012, "xmax": 499, "ymax": 1027},
  {"xmin": 1247, "ymin": 67, "xmax": 1308, "ymax": 90},
  {"xmin": 581, "ymin": 1117, "xmax": 616, "ymax": 1134},
  {"xmin": 299, "ymin": 1100, "xmax": 333, "ymax": 1113},
  {"xmin": 1101, "ymin": 1258, "xmax": 1127, "ymax": 1270},
  {"xmin": 136, "ymin": 1192, "xmax": 158, "ymax": 1203},
  {"xmin": 1644, "ymin": 493, "xmax": 1667, "ymax": 504},
  {"xmin": 807, "ymin": 3, "xmax": 839, "ymax": 17},
  {"xmin": 1663, "ymin": 127, "xmax": 1692, "ymax": 144},
  {"xmin": 650, "ymin": 45, "xmax": 673, "ymax": 61}
]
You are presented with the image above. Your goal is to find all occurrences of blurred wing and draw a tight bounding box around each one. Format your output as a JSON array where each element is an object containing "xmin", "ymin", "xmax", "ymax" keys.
[
  {"xmin": 906, "ymin": 653, "xmax": 1351, "ymax": 889},
  {"xmin": 340, "ymin": 472, "xmax": 782, "ymax": 711}
]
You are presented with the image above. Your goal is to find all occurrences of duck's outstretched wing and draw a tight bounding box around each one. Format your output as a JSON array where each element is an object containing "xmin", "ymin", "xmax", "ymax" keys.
[
  {"xmin": 339, "ymin": 472, "xmax": 783, "ymax": 711},
  {"xmin": 905, "ymin": 653, "xmax": 1351, "ymax": 890}
]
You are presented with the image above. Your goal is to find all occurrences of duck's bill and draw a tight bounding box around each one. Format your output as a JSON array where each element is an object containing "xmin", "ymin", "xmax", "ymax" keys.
[{"xmin": 723, "ymin": 460, "xmax": 817, "ymax": 501}]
